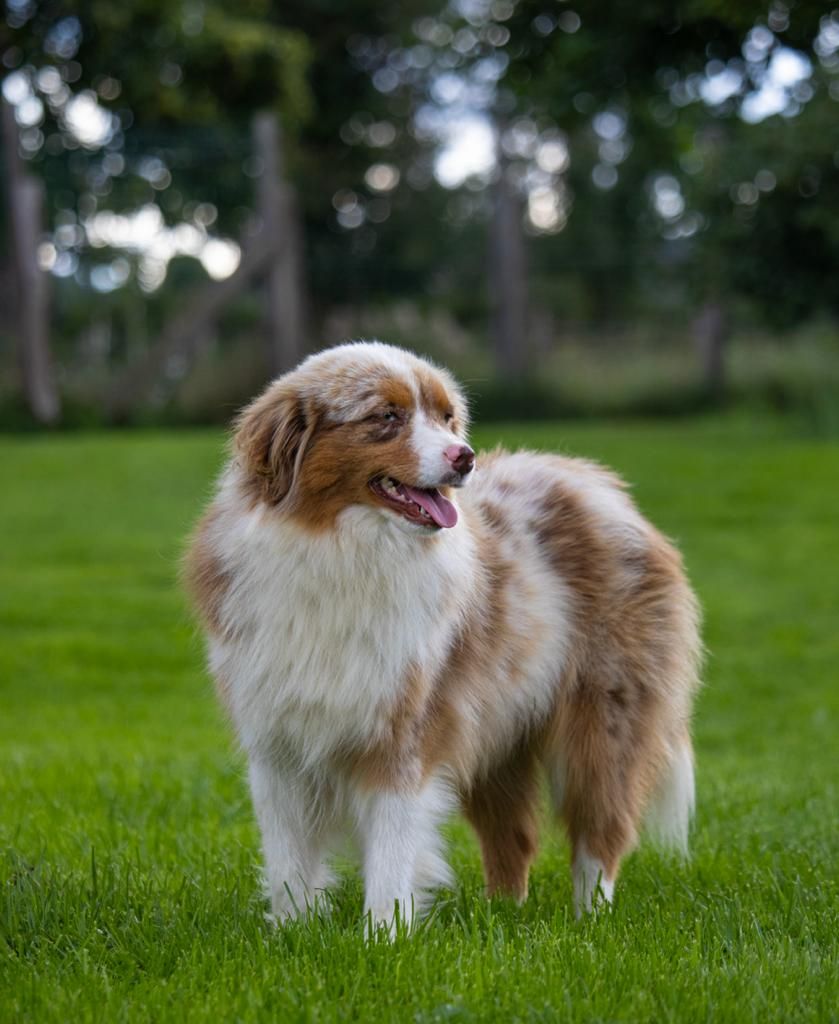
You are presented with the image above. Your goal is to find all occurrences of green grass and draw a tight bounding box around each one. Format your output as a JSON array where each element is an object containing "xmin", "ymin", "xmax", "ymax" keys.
[{"xmin": 1, "ymin": 415, "xmax": 837, "ymax": 1023}]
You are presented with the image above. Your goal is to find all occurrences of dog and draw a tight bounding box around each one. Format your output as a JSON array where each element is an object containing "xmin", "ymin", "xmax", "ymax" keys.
[{"xmin": 184, "ymin": 341, "xmax": 701, "ymax": 930}]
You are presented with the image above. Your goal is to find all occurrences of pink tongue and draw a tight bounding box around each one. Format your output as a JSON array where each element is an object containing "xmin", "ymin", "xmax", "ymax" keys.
[{"xmin": 402, "ymin": 485, "xmax": 458, "ymax": 528}]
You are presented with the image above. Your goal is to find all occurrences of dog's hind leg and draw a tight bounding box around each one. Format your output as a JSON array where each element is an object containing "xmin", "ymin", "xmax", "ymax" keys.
[
  {"xmin": 549, "ymin": 675, "xmax": 667, "ymax": 917},
  {"xmin": 548, "ymin": 682, "xmax": 663, "ymax": 917},
  {"xmin": 462, "ymin": 741, "xmax": 541, "ymax": 903}
]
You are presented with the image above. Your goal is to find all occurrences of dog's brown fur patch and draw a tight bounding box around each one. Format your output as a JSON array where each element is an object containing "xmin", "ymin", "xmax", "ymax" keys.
[
  {"xmin": 463, "ymin": 742, "xmax": 541, "ymax": 901},
  {"xmin": 475, "ymin": 499, "xmax": 513, "ymax": 537},
  {"xmin": 417, "ymin": 368, "xmax": 453, "ymax": 420},
  {"xmin": 234, "ymin": 383, "xmax": 315, "ymax": 509},
  {"xmin": 182, "ymin": 508, "xmax": 231, "ymax": 637},
  {"xmin": 377, "ymin": 376, "xmax": 415, "ymax": 412},
  {"xmin": 419, "ymin": 533, "xmax": 511, "ymax": 779},
  {"xmin": 293, "ymin": 418, "xmax": 424, "ymax": 532},
  {"xmin": 346, "ymin": 663, "xmax": 430, "ymax": 791},
  {"xmin": 534, "ymin": 478, "xmax": 700, "ymax": 883},
  {"xmin": 182, "ymin": 509, "xmax": 237, "ymax": 712}
]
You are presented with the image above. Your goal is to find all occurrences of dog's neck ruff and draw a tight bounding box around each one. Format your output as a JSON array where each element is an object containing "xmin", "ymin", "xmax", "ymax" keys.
[{"xmin": 212, "ymin": 478, "xmax": 479, "ymax": 764}]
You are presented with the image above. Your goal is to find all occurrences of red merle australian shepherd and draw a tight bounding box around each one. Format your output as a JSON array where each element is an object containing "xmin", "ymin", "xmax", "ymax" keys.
[{"xmin": 185, "ymin": 341, "xmax": 701, "ymax": 933}]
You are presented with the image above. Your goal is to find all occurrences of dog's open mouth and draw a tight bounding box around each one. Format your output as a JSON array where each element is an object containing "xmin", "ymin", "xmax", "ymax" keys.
[{"xmin": 369, "ymin": 476, "xmax": 458, "ymax": 529}]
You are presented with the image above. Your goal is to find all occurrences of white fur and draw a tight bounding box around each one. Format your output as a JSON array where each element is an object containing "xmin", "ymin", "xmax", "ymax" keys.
[
  {"xmin": 209, "ymin": 476, "xmax": 475, "ymax": 766},
  {"xmin": 249, "ymin": 755, "xmax": 336, "ymax": 920},
  {"xmin": 411, "ymin": 410, "xmax": 463, "ymax": 487},
  {"xmin": 355, "ymin": 775, "xmax": 455, "ymax": 934},
  {"xmin": 573, "ymin": 846, "xmax": 615, "ymax": 917},
  {"xmin": 645, "ymin": 739, "xmax": 696, "ymax": 854}
]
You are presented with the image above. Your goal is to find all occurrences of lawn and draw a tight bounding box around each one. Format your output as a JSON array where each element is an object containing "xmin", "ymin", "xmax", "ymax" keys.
[{"xmin": 1, "ymin": 415, "xmax": 837, "ymax": 1023}]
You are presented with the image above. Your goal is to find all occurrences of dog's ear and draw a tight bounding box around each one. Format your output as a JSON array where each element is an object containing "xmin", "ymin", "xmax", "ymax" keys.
[{"xmin": 234, "ymin": 381, "xmax": 315, "ymax": 505}]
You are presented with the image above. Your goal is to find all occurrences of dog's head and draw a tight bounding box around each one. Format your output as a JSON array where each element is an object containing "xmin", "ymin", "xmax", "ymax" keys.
[{"xmin": 233, "ymin": 342, "xmax": 473, "ymax": 534}]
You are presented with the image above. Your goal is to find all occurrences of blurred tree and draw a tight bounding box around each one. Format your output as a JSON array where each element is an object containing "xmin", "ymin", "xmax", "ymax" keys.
[
  {"xmin": 0, "ymin": 0, "xmax": 439, "ymax": 414},
  {"xmin": 2, "ymin": 0, "xmax": 312, "ymax": 224},
  {"xmin": 473, "ymin": 0, "xmax": 839, "ymax": 344},
  {"xmin": 2, "ymin": 0, "xmax": 839, "ymax": 418},
  {"xmin": 317, "ymin": 0, "xmax": 839, "ymax": 383},
  {"xmin": 2, "ymin": 94, "xmax": 59, "ymax": 422},
  {"xmin": 0, "ymin": 0, "xmax": 454, "ymax": 302}
]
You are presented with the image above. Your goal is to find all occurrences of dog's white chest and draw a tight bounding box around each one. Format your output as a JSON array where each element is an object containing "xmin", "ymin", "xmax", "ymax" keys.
[{"xmin": 209, "ymin": 506, "xmax": 467, "ymax": 761}]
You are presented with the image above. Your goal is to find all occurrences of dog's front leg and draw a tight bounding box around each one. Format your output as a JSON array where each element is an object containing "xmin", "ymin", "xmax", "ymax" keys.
[
  {"xmin": 248, "ymin": 756, "xmax": 332, "ymax": 922},
  {"xmin": 358, "ymin": 788, "xmax": 425, "ymax": 935}
]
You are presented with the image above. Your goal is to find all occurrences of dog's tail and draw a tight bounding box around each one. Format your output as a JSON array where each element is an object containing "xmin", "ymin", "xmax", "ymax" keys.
[{"xmin": 645, "ymin": 734, "xmax": 695, "ymax": 854}]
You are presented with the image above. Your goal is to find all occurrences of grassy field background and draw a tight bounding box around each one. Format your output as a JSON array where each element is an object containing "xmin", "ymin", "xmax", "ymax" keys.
[{"xmin": 1, "ymin": 415, "xmax": 837, "ymax": 1022}]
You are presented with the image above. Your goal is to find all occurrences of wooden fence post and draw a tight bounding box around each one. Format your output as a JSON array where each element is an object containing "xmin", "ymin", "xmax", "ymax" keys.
[
  {"xmin": 252, "ymin": 111, "xmax": 306, "ymax": 376},
  {"xmin": 1, "ymin": 98, "xmax": 60, "ymax": 424},
  {"xmin": 488, "ymin": 158, "xmax": 529, "ymax": 380}
]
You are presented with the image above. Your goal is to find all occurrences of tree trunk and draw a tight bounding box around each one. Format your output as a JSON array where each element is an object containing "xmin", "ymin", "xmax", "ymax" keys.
[
  {"xmin": 692, "ymin": 300, "xmax": 728, "ymax": 399},
  {"xmin": 2, "ymin": 98, "xmax": 60, "ymax": 425},
  {"xmin": 489, "ymin": 163, "xmax": 529, "ymax": 378},
  {"xmin": 252, "ymin": 111, "xmax": 306, "ymax": 376}
]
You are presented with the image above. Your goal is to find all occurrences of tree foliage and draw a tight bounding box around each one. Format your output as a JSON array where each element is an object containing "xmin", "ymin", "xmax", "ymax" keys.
[{"xmin": 2, "ymin": 0, "xmax": 838, "ymax": 351}]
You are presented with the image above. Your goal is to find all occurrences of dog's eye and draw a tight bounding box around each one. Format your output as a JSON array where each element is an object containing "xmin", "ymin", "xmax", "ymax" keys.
[
  {"xmin": 444, "ymin": 411, "xmax": 454, "ymax": 424},
  {"xmin": 382, "ymin": 411, "xmax": 399, "ymax": 422}
]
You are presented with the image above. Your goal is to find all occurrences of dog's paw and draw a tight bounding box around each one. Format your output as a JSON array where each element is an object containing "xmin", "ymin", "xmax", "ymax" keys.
[
  {"xmin": 364, "ymin": 898, "xmax": 415, "ymax": 941},
  {"xmin": 572, "ymin": 857, "xmax": 615, "ymax": 919},
  {"xmin": 267, "ymin": 885, "xmax": 319, "ymax": 925}
]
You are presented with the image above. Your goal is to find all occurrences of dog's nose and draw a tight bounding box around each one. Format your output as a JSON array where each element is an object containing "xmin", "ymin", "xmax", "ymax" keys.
[{"xmin": 444, "ymin": 444, "xmax": 475, "ymax": 476}]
